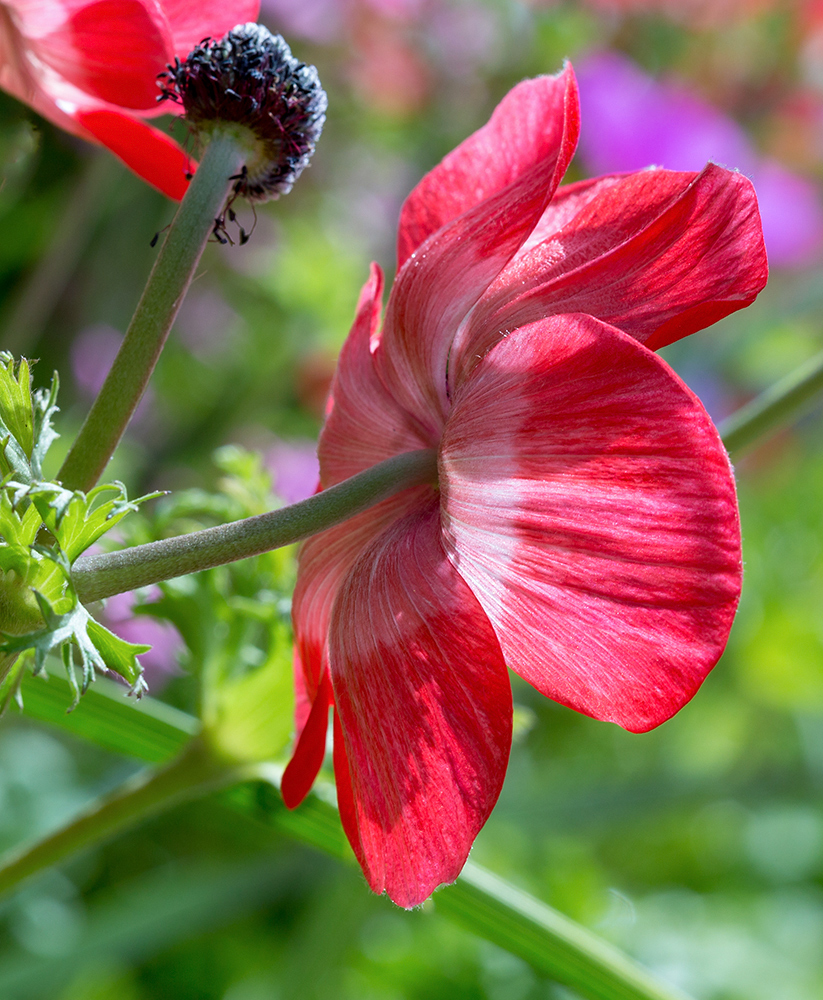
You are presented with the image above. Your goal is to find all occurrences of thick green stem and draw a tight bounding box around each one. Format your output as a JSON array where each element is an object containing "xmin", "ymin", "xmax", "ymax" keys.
[
  {"xmin": 72, "ymin": 449, "xmax": 437, "ymax": 604},
  {"xmin": 0, "ymin": 737, "xmax": 242, "ymax": 898},
  {"xmin": 58, "ymin": 129, "xmax": 250, "ymax": 493},
  {"xmin": 720, "ymin": 348, "xmax": 823, "ymax": 458}
]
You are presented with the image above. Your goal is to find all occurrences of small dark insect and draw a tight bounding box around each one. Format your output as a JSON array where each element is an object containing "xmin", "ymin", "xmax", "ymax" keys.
[
  {"xmin": 212, "ymin": 216, "xmax": 229, "ymax": 244},
  {"xmin": 150, "ymin": 223, "xmax": 171, "ymax": 248}
]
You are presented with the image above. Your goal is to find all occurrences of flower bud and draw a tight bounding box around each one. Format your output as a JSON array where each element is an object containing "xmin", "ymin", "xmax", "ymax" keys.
[{"xmin": 159, "ymin": 23, "xmax": 327, "ymax": 202}]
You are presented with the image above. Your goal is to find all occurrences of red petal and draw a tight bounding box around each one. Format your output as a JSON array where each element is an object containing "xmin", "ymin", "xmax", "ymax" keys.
[
  {"xmin": 374, "ymin": 68, "xmax": 580, "ymax": 436},
  {"xmin": 329, "ymin": 499, "xmax": 512, "ymax": 908},
  {"xmin": 333, "ymin": 710, "xmax": 367, "ymax": 875},
  {"xmin": 397, "ymin": 68, "xmax": 579, "ymax": 268},
  {"xmin": 159, "ymin": 0, "xmax": 260, "ymax": 55},
  {"xmin": 37, "ymin": 0, "xmax": 172, "ymax": 110},
  {"xmin": 440, "ymin": 314, "xmax": 741, "ymax": 733},
  {"xmin": 318, "ymin": 263, "xmax": 431, "ymax": 486},
  {"xmin": 291, "ymin": 487, "xmax": 435, "ymax": 717},
  {"xmin": 292, "ymin": 264, "xmax": 438, "ymax": 722},
  {"xmin": 281, "ymin": 671, "xmax": 332, "ymax": 809},
  {"xmin": 76, "ymin": 109, "xmax": 192, "ymax": 199},
  {"xmin": 454, "ymin": 166, "xmax": 767, "ymax": 383}
]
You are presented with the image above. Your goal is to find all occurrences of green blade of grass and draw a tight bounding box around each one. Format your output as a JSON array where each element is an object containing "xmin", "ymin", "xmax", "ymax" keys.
[{"xmin": 18, "ymin": 670, "xmax": 197, "ymax": 762}]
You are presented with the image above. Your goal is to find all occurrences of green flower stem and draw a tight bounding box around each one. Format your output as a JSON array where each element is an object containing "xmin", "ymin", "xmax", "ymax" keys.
[
  {"xmin": 720, "ymin": 347, "xmax": 823, "ymax": 458},
  {"xmin": 72, "ymin": 449, "xmax": 437, "ymax": 604},
  {"xmin": 58, "ymin": 128, "xmax": 251, "ymax": 493},
  {"xmin": 0, "ymin": 736, "xmax": 244, "ymax": 899}
]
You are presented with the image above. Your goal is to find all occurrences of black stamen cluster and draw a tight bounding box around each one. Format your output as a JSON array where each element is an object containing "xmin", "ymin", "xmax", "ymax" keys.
[{"xmin": 158, "ymin": 23, "xmax": 327, "ymax": 201}]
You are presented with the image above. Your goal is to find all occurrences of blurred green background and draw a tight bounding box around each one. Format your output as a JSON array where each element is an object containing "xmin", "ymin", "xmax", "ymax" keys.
[{"xmin": 1, "ymin": 1, "xmax": 823, "ymax": 998}]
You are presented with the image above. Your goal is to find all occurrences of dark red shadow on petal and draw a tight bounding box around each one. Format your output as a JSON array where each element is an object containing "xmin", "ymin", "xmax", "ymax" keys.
[
  {"xmin": 281, "ymin": 672, "xmax": 332, "ymax": 809},
  {"xmin": 330, "ymin": 499, "xmax": 512, "ymax": 908}
]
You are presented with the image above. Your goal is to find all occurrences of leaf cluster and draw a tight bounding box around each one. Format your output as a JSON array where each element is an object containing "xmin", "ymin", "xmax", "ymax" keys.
[{"xmin": 0, "ymin": 357, "xmax": 160, "ymax": 709}]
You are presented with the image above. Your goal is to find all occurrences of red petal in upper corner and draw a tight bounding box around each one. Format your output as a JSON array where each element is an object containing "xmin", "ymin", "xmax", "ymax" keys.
[
  {"xmin": 76, "ymin": 110, "xmax": 192, "ymax": 199},
  {"xmin": 329, "ymin": 499, "xmax": 512, "ymax": 909},
  {"xmin": 159, "ymin": 0, "xmax": 260, "ymax": 55},
  {"xmin": 38, "ymin": 0, "xmax": 172, "ymax": 110},
  {"xmin": 281, "ymin": 671, "xmax": 332, "ymax": 809},
  {"xmin": 455, "ymin": 165, "xmax": 767, "ymax": 380},
  {"xmin": 440, "ymin": 314, "xmax": 742, "ymax": 734},
  {"xmin": 374, "ymin": 68, "xmax": 580, "ymax": 436},
  {"xmin": 397, "ymin": 68, "xmax": 580, "ymax": 268}
]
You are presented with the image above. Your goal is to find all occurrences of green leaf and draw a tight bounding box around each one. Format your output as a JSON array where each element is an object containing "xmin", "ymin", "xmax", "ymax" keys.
[
  {"xmin": 30, "ymin": 371, "xmax": 59, "ymax": 480},
  {"xmin": 0, "ymin": 356, "xmax": 58, "ymax": 484},
  {"xmin": 0, "ymin": 594, "xmax": 147, "ymax": 707},
  {"xmin": 210, "ymin": 625, "xmax": 295, "ymax": 762},
  {"xmin": 28, "ymin": 481, "xmax": 163, "ymax": 562},
  {"xmin": 0, "ymin": 354, "xmax": 32, "ymax": 459},
  {"xmin": 19, "ymin": 670, "xmax": 195, "ymax": 761}
]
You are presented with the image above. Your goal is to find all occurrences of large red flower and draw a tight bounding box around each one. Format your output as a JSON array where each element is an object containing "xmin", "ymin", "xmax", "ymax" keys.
[
  {"xmin": 281, "ymin": 65, "xmax": 768, "ymax": 907},
  {"xmin": 0, "ymin": 0, "xmax": 259, "ymax": 199}
]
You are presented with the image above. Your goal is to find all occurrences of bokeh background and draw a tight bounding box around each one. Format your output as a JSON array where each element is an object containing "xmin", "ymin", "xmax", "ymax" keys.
[{"xmin": 0, "ymin": 1, "xmax": 822, "ymax": 997}]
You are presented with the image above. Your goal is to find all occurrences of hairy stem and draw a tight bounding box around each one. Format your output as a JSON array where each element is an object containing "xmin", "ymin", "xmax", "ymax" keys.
[
  {"xmin": 58, "ymin": 129, "xmax": 250, "ymax": 493},
  {"xmin": 72, "ymin": 449, "xmax": 438, "ymax": 603}
]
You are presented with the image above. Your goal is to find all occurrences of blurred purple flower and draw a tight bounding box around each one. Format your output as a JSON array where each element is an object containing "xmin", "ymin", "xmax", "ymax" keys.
[
  {"xmin": 175, "ymin": 290, "xmax": 240, "ymax": 359},
  {"xmin": 265, "ymin": 439, "xmax": 319, "ymax": 504},
  {"xmin": 70, "ymin": 324, "xmax": 154, "ymax": 420},
  {"xmin": 576, "ymin": 51, "xmax": 823, "ymax": 268},
  {"xmin": 103, "ymin": 590, "xmax": 183, "ymax": 692},
  {"xmin": 260, "ymin": 0, "xmax": 345, "ymax": 42}
]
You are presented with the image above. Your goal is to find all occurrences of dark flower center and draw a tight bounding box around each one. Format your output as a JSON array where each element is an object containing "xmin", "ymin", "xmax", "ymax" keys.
[{"xmin": 158, "ymin": 23, "xmax": 327, "ymax": 202}]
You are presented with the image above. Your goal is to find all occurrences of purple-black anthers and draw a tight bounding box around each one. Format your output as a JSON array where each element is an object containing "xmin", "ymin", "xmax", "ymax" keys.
[{"xmin": 158, "ymin": 23, "xmax": 327, "ymax": 201}]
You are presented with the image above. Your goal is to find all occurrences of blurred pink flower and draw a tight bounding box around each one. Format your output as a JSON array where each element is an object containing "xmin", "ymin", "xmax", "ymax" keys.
[
  {"xmin": 260, "ymin": 0, "xmax": 344, "ymax": 43},
  {"xmin": 265, "ymin": 439, "xmax": 319, "ymax": 504},
  {"xmin": 576, "ymin": 51, "xmax": 823, "ymax": 268},
  {"xmin": 70, "ymin": 324, "xmax": 154, "ymax": 421},
  {"xmin": 103, "ymin": 590, "xmax": 183, "ymax": 691},
  {"xmin": 577, "ymin": 0, "xmax": 772, "ymax": 26}
]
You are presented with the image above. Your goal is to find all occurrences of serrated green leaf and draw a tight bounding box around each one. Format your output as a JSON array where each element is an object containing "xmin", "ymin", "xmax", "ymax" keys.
[
  {"xmin": 28, "ymin": 480, "xmax": 162, "ymax": 562},
  {"xmin": 87, "ymin": 618, "xmax": 150, "ymax": 684},
  {"xmin": 30, "ymin": 372, "xmax": 59, "ymax": 480},
  {"xmin": 0, "ymin": 354, "xmax": 33, "ymax": 459},
  {"xmin": 0, "ymin": 593, "xmax": 146, "ymax": 708}
]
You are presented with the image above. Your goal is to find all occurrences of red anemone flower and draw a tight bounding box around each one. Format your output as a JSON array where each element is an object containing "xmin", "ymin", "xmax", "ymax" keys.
[
  {"xmin": 0, "ymin": 0, "xmax": 259, "ymax": 199},
  {"xmin": 282, "ymin": 65, "xmax": 768, "ymax": 908}
]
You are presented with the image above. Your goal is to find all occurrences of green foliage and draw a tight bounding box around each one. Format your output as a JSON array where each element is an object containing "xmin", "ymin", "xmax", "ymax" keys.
[
  {"xmin": 122, "ymin": 445, "xmax": 297, "ymax": 764},
  {"xmin": 0, "ymin": 352, "xmax": 58, "ymax": 484},
  {"xmin": 0, "ymin": 361, "xmax": 159, "ymax": 708}
]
